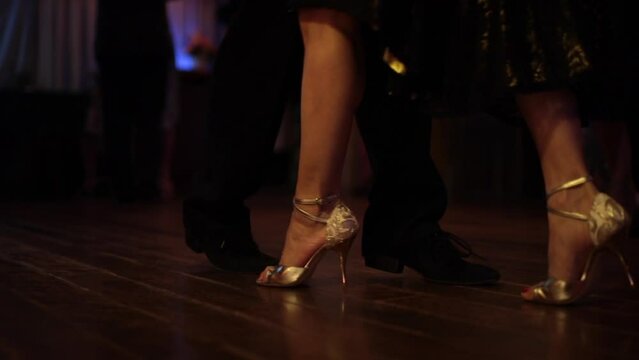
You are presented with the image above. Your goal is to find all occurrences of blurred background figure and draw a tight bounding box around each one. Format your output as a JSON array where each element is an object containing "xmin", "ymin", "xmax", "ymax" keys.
[
  {"xmin": 0, "ymin": 0, "xmax": 36, "ymax": 88},
  {"xmin": 95, "ymin": 0, "xmax": 175, "ymax": 202}
]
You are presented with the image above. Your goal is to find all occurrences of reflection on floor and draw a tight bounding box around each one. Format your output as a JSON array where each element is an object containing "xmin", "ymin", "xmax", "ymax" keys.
[{"xmin": 1, "ymin": 194, "xmax": 638, "ymax": 359}]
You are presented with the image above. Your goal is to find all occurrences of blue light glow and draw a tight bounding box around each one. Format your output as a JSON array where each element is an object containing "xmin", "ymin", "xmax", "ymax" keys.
[{"xmin": 174, "ymin": 52, "xmax": 196, "ymax": 71}]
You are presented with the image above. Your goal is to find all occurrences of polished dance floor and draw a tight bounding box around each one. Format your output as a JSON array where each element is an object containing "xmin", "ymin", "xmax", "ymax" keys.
[{"xmin": 1, "ymin": 194, "xmax": 638, "ymax": 359}]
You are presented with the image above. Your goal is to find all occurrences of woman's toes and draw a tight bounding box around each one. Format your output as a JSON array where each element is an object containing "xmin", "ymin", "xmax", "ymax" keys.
[
  {"xmin": 521, "ymin": 287, "xmax": 534, "ymax": 301},
  {"xmin": 256, "ymin": 266, "xmax": 275, "ymax": 284}
]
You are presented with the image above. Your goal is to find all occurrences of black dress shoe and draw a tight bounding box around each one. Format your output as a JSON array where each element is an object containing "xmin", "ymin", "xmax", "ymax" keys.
[
  {"xmin": 183, "ymin": 201, "xmax": 277, "ymax": 273},
  {"xmin": 364, "ymin": 230, "xmax": 500, "ymax": 285},
  {"xmin": 185, "ymin": 226, "xmax": 277, "ymax": 273},
  {"xmin": 203, "ymin": 239, "xmax": 278, "ymax": 273}
]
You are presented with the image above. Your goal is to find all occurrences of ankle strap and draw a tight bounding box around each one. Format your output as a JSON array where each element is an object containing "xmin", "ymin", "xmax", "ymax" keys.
[
  {"xmin": 293, "ymin": 195, "xmax": 339, "ymax": 224},
  {"xmin": 546, "ymin": 176, "xmax": 592, "ymax": 221},
  {"xmin": 294, "ymin": 195, "xmax": 339, "ymax": 206},
  {"xmin": 546, "ymin": 176, "xmax": 593, "ymax": 199}
]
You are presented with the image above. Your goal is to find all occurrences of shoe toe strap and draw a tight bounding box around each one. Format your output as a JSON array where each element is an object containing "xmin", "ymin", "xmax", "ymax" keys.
[{"xmin": 265, "ymin": 265, "xmax": 307, "ymax": 282}]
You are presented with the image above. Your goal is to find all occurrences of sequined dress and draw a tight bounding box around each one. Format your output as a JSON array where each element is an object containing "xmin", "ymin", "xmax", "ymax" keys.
[
  {"xmin": 447, "ymin": 0, "xmax": 628, "ymax": 116},
  {"xmin": 381, "ymin": 0, "xmax": 631, "ymax": 118}
]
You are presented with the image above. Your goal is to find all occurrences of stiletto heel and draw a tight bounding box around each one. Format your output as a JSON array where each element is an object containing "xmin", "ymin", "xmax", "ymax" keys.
[
  {"xmin": 523, "ymin": 176, "xmax": 634, "ymax": 305},
  {"xmin": 334, "ymin": 236, "xmax": 355, "ymax": 284},
  {"xmin": 256, "ymin": 195, "xmax": 359, "ymax": 287},
  {"xmin": 606, "ymin": 244, "xmax": 636, "ymax": 287}
]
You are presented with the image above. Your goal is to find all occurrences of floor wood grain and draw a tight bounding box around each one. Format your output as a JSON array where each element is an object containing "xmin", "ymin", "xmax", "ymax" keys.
[{"xmin": 1, "ymin": 194, "xmax": 637, "ymax": 359}]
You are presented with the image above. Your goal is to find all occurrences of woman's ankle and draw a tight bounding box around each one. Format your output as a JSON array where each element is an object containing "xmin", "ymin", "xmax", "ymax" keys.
[{"xmin": 547, "ymin": 181, "xmax": 598, "ymax": 211}]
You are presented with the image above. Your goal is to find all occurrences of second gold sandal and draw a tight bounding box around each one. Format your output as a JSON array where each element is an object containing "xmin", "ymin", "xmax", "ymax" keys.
[
  {"xmin": 256, "ymin": 195, "xmax": 359, "ymax": 287},
  {"xmin": 522, "ymin": 176, "xmax": 635, "ymax": 305}
]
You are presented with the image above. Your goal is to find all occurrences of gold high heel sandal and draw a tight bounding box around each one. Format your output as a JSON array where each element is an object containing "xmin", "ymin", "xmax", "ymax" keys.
[
  {"xmin": 523, "ymin": 176, "xmax": 635, "ymax": 305},
  {"xmin": 256, "ymin": 195, "xmax": 359, "ymax": 287}
]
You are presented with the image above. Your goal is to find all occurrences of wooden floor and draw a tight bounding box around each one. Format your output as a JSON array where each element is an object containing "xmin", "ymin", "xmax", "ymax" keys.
[{"xmin": 1, "ymin": 193, "xmax": 638, "ymax": 360}]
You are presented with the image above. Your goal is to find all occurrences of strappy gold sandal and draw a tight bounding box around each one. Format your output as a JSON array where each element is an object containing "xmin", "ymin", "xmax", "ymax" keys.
[
  {"xmin": 256, "ymin": 195, "xmax": 359, "ymax": 287},
  {"xmin": 522, "ymin": 176, "xmax": 635, "ymax": 304}
]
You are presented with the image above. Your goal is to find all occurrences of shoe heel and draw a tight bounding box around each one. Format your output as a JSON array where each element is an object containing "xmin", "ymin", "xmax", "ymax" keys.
[
  {"xmin": 607, "ymin": 244, "xmax": 636, "ymax": 288},
  {"xmin": 333, "ymin": 237, "xmax": 355, "ymax": 285},
  {"xmin": 365, "ymin": 255, "xmax": 404, "ymax": 273}
]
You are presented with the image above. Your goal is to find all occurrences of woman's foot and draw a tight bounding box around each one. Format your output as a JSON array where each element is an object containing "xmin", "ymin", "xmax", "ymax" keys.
[
  {"xmin": 522, "ymin": 179, "xmax": 598, "ymax": 301},
  {"xmin": 256, "ymin": 198, "xmax": 359, "ymax": 286},
  {"xmin": 546, "ymin": 181, "xmax": 598, "ymax": 281},
  {"xmin": 522, "ymin": 178, "xmax": 633, "ymax": 303}
]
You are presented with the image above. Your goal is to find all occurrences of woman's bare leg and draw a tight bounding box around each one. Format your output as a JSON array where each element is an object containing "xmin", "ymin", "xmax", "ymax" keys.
[
  {"xmin": 278, "ymin": 9, "xmax": 364, "ymax": 267},
  {"xmin": 517, "ymin": 90, "xmax": 598, "ymax": 285}
]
